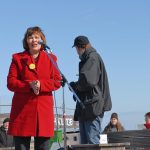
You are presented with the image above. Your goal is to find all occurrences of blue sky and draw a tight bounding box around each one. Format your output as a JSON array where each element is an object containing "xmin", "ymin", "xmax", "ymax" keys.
[{"xmin": 0, "ymin": 0, "xmax": 150, "ymax": 129}]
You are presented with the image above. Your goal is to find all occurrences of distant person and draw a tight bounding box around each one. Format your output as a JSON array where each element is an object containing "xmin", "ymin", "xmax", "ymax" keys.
[
  {"xmin": 103, "ymin": 113, "xmax": 124, "ymax": 133},
  {"xmin": 7, "ymin": 26, "xmax": 62, "ymax": 150},
  {"xmin": 144, "ymin": 112, "xmax": 150, "ymax": 129},
  {"xmin": 70, "ymin": 35, "xmax": 112, "ymax": 144},
  {"xmin": 0, "ymin": 118, "xmax": 14, "ymax": 147}
]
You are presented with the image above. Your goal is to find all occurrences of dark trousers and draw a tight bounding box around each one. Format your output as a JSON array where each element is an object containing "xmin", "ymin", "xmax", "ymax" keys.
[{"xmin": 14, "ymin": 136, "xmax": 50, "ymax": 150}]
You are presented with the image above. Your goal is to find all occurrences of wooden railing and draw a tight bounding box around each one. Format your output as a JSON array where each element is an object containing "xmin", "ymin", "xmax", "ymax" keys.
[{"xmin": 107, "ymin": 129, "xmax": 150, "ymax": 149}]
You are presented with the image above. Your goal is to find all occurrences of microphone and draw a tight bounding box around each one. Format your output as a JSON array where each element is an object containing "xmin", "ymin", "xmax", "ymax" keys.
[{"xmin": 38, "ymin": 40, "xmax": 51, "ymax": 50}]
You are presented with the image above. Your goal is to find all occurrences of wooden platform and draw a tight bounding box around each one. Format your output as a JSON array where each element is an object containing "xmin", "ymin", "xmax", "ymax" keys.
[{"xmin": 71, "ymin": 143, "xmax": 130, "ymax": 150}]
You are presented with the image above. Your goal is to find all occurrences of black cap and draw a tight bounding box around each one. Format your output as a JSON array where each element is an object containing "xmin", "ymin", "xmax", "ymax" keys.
[
  {"xmin": 111, "ymin": 113, "xmax": 118, "ymax": 120},
  {"xmin": 72, "ymin": 36, "xmax": 89, "ymax": 48},
  {"xmin": 3, "ymin": 118, "xmax": 10, "ymax": 124}
]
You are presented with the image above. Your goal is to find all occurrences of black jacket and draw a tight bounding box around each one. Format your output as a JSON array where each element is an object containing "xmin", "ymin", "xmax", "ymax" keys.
[
  {"xmin": 0, "ymin": 126, "xmax": 14, "ymax": 147},
  {"xmin": 73, "ymin": 47, "xmax": 112, "ymax": 121}
]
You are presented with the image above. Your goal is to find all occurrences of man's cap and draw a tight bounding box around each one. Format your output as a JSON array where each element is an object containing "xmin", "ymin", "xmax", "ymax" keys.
[
  {"xmin": 3, "ymin": 118, "xmax": 10, "ymax": 124},
  {"xmin": 111, "ymin": 113, "xmax": 118, "ymax": 120},
  {"xmin": 72, "ymin": 36, "xmax": 89, "ymax": 48}
]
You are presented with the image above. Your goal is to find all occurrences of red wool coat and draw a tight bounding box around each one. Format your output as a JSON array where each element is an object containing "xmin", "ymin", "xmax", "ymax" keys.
[{"xmin": 7, "ymin": 50, "xmax": 61, "ymax": 137}]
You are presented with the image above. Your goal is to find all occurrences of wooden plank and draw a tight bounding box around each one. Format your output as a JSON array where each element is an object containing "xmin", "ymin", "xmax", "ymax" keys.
[
  {"xmin": 71, "ymin": 143, "xmax": 130, "ymax": 150},
  {"xmin": 0, "ymin": 142, "xmax": 34, "ymax": 150},
  {"xmin": 0, "ymin": 148, "xmax": 15, "ymax": 150}
]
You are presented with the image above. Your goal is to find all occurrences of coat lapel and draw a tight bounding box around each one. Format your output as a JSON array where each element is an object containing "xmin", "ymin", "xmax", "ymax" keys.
[{"xmin": 36, "ymin": 50, "xmax": 46, "ymax": 73}]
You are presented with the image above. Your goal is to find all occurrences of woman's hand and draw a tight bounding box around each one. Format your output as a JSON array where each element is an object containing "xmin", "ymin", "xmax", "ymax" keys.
[{"xmin": 29, "ymin": 80, "xmax": 40, "ymax": 95}]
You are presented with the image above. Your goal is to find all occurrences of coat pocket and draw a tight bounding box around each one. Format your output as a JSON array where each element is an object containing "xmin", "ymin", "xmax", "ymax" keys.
[{"xmin": 82, "ymin": 94, "xmax": 104, "ymax": 120}]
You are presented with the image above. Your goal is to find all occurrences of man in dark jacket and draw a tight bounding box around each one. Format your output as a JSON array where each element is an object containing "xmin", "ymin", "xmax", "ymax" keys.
[
  {"xmin": 70, "ymin": 36, "xmax": 112, "ymax": 144},
  {"xmin": 0, "ymin": 118, "xmax": 14, "ymax": 147}
]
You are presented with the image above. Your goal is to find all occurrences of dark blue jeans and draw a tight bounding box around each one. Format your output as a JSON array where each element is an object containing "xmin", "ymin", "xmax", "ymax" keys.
[{"xmin": 79, "ymin": 116, "xmax": 102, "ymax": 144}]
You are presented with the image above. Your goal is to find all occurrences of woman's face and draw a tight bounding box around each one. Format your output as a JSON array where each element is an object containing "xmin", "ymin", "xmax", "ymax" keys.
[
  {"xmin": 27, "ymin": 33, "xmax": 42, "ymax": 54},
  {"xmin": 145, "ymin": 116, "xmax": 150, "ymax": 124},
  {"xmin": 110, "ymin": 118, "xmax": 118, "ymax": 125}
]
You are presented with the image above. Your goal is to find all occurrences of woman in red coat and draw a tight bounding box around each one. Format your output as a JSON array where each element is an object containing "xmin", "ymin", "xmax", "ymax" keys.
[{"xmin": 7, "ymin": 26, "xmax": 61, "ymax": 150}]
